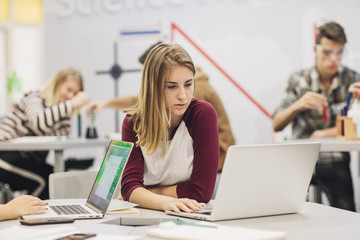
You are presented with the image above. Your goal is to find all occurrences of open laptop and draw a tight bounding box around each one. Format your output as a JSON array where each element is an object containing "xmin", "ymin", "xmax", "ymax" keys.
[
  {"xmin": 22, "ymin": 140, "xmax": 133, "ymax": 220},
  {"xmin": 166, "ymin": 142, "xmax": 320, "ymax": 221}
]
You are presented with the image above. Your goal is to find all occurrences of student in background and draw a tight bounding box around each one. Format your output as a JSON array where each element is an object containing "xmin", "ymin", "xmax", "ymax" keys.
[
  {"xmin": 273, "ymin": 21, "xmax": 360, "ymax": 211},
  {"xmin": 120, "ymin": 43, "xmax": 219, "ymax": 213},
  {"xmin": 0, "ymin": 67, "xmax": 90, "ymax": 199},
  {"xmin": 0, "ymin": 195, "xmax": 47, "ymax": 221}
]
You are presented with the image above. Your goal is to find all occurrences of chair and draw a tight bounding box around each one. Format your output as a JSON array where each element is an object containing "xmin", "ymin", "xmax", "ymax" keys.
[
  {"xmin": 0, "ymin": 158, "xmax": 45, "ymax": 197},
  {"xmin": 48, "ymin": 170, "xmax": 122, "ymax": 199}
]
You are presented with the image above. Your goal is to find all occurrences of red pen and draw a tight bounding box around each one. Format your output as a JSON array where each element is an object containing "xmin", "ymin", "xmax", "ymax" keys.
[{"xmin": 323, "ymin": 105, "xmax": 328, "ymax": 124}]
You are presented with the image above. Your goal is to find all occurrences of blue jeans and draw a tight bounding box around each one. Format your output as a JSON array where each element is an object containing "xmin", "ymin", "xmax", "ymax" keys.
[{"xmin": 311, "ymin": 153, "xmax": 355, "ymax": 211}]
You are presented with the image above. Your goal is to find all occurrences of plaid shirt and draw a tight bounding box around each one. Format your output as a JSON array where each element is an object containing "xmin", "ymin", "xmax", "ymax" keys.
[{"xmin": 273, "ymin": 65, "xmax": 360, "ymax": 163}]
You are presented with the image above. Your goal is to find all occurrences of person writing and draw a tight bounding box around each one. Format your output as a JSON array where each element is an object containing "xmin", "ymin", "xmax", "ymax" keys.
[
  {"xmin": 0, "ymin": 67, "xmax": 90, "ymax": 199},
  {"xmin": 0, "ymin": 195, "xmax": 47, "ymax": 221},
  {"xmin": 273, "ymin": 21, "xmax": 360, "ymax": 211},
  {"xmin": 120, "ymin": 43, "xmax": 219, "ymax": 213}
]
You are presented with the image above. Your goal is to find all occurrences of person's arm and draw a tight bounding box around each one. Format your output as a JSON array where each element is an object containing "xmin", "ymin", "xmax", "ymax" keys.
[
  {"xmin": 273, "ymin": 91, "xmax": 327, "ymax": 132},
  {"xmin": 120, "ymin": 117, "xmax": 202, "ymax": 213},
  {"xmin": 195, "ymin": 81, "xmax": 235, "ymax": 171},
  {"xmin": 147, "ymin": 101, "xmax": 219, "ymax": 202},
  {"xmin": 24, "ymin": 91, "xmax": 89, "ymax": 135},
  {"xmin": 176, "ymin": 100, "xmax": 219, "ymax": 203},
  {"xmin": 273, "ymin": 101, "xmax": 301, "ymax": 132},
  {"xmin": 148, "ymin": 185, "xmax": 177, "ymax": 198},
  {"xmin": 87, "ymin": 96, "xmax": 137, "ymax": 114},
  {"xmin": 309, "ymin": 127, "xmax": 337, "ymax": 138},
  {"xmin": 129, "ymin": 187, "xmax": 201, "ymax": 213},
  {"xmin": 0, "ymin": 195, "xmax": 47, "ymax": 221}
]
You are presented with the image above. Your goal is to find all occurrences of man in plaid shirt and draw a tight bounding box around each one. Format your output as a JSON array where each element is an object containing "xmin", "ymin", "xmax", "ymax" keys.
[{"xmin": 273, "ymin": 21, "xmax": 360, "ymax": 211}]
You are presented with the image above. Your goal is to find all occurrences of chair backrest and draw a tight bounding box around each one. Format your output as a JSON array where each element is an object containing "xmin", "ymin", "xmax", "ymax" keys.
[
  {"xmin": 49, "ymin": 170, "xmax": 123, "ymax": 200},
  {"xmin": 49, "ymin": 171, "xmax": 97, "ymax": 199}
]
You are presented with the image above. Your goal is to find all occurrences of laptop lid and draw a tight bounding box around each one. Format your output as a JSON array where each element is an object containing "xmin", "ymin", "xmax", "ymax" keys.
[
  {"xmin": 210, "ymin": 142, "xmax": 320, "ymax": 221},
  {"xmin": 85, "ymin": 140, "xmax": 133, "ymax": 214},
  {"xmin": 166, "ymin": 142, "xmax": 320, "ymax": 221}
]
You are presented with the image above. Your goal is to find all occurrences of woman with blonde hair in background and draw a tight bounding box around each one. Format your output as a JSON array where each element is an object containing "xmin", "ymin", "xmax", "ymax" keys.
[{"xmin": 0, "ymin": 67, "xmax": 90, "ymax": 199}]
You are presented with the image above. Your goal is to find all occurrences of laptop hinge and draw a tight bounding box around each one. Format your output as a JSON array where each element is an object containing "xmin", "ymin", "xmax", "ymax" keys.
[{"xmin": 85, "ymin": 202, "xmax": 103, "ymax": 214}]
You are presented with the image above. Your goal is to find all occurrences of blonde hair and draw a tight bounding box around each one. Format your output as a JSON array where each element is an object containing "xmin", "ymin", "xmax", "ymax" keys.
[
  {"xmin": 43, "ymin": 67, "xmax": 84, "ymax": 106},
  {"xmin": 126, "ymin": 43, "xmax": 195, "ymax": 157}
]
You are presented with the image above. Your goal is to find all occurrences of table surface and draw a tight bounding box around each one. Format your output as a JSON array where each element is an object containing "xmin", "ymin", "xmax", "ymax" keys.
[
  {"xmin": 1, "ymin": 201, "xmax": 360, "ymax": 240},
  {"xmin": 0, "ymin": 137, "xmax": 111, "ymax": 172},
  {"xmin": 0, "ymin": 137, "xmax": 110, "ymax": 151},
  {"xmin": 288, "ymin": 137, "xmax": 360, "ymax": 151}
]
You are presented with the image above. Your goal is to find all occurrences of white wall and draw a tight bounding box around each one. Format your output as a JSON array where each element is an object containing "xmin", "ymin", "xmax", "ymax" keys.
[{"xmin": 43, "ymin": 0, "xmax": 360, "ymax": 145}]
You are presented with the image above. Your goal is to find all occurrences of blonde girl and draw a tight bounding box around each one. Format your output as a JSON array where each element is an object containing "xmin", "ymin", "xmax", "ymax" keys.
[{"xmin": 121, "ymin": 43, "xmax": 219, "ymax": 213}]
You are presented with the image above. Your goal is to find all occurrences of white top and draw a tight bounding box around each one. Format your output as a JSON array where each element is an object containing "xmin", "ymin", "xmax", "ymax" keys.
[{"xmin": 141, "ymin": 121, "xmax": 194, "ymax": 186}]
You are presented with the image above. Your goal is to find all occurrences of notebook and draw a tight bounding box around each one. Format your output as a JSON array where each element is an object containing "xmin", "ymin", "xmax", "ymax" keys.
[
  {"xmin": 166, "ymin": 142, "xmax": 320, "ymax": 221},
  {"xmin": 22, "ymin": 140, "xmax": 133, "ymax": 220}
]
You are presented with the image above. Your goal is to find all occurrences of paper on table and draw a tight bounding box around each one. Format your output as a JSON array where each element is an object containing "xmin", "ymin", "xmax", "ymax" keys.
[
  {"xmin": 146, "ymin": 221, "xmax": 286, "ymax": 240},
  {"xmin": 106, "ymin": 208, "xmax": 140, "ymax": 214},
  {"xmin": 0, "ymin": 225, "xmax": 77, "ymax": 240},
  {"xmin": 106, "ymin": 199, "xmax": 139, "ymax": 215}
]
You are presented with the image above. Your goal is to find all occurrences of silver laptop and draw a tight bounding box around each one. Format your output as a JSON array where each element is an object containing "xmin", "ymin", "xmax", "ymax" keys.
[
  {"xmin": 166, "ymin": 142, "xmax": 320, "ymax": 221},
  {"xmin": 22, "ymin": 140, "xmax": 133, "ymax": 220}
]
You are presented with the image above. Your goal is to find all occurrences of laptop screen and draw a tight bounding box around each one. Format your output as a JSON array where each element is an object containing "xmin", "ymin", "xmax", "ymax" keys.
[{"xmin": 86, "ymin": 140, "xmax": 133, "ymax": 212}]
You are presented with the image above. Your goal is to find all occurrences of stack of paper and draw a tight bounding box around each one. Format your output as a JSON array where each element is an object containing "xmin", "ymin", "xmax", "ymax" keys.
[{"xmin": 107, "ymin": 200, "xmax": 139, "ymax": 214}]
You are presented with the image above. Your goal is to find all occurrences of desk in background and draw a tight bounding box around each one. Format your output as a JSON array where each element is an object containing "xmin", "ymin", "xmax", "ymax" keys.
[
  {"xmin": 0, "ymin": 202, "xmax": 360, "ymax": 240},
  {"xmin": 0, "ymin": 137, "xmax": 110, "ymax": 172}
]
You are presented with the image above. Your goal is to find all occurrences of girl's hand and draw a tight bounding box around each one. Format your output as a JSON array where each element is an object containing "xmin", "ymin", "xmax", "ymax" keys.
[
  {"xmin": 5, "ymin": 195, "xmax": 47, "ymax": 219},
  {"xmin": 86, "ymin": 101, "xmax": 106, "ymax": 114},
  {"xmin": 349, "ymin": 82, "xmax": 360, "ymax": 100},
  {"xmin": 163, "ymin": 198, "xmax": 203, "ymax": 213},
  {"xmin": 294, "ymin": 91, "xmax": 327, "ymax": 112}
]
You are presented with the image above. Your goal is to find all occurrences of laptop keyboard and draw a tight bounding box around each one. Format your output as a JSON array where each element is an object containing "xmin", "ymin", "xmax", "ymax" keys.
[{"xmin": 50, "ymin": 205, "xmax": 91, "ymax": 215}]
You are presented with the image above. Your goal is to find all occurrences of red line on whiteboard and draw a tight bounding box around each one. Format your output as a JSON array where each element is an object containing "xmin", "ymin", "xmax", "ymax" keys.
[{"xmin": 170, "ymin": 23, "xmax": 272, "ymax": 119}]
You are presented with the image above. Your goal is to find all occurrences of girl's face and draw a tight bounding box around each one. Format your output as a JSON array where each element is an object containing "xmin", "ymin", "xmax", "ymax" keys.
[
  {"xmin": 164, "ymin": 65, "xmax": 194, "ymax": 124},
  {"xmin": 57, "ymin": 79, "xmax": 81, "ymax": 102}
]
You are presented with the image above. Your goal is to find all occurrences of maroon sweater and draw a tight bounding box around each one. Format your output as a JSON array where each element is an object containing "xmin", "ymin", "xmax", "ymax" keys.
[{"xmin": 121, "ymin": 99, "xmax": 219, "ymax": 203}]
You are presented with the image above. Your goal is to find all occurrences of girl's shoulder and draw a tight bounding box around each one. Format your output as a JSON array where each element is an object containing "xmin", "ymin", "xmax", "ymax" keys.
[
  {"xmin": 23, "ymin": 90, "xmax": 43, "ymax": 98},
  {"xmin": 184, "ymin": 98, "xmax": 217, "ymax": 121},
  {"xmin": 186, "ymin": 98, "xmax": 216, "ymax": 114}
]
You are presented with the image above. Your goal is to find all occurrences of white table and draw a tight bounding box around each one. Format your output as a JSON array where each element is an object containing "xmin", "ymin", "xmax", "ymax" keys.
[
  {"xmin": 289, "ymin": 137, "xmax": 360, "ymax": 151},
  {"xmin": 1, "ymin": 202, "xmax": 359, "ymax": 240},
  {"xmin": 0, "ymin": 137, "xmax": 110, "ymax": 172}
]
